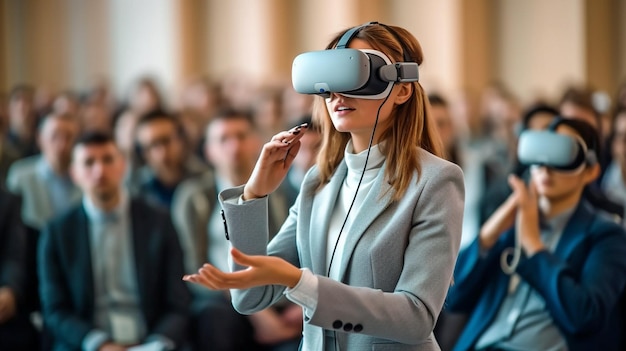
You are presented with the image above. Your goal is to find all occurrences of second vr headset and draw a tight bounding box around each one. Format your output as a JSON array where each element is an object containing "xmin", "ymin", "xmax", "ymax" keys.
[
  {"xmin": 517, "ymin": 118, "xmax": 598, "ymax": 172},
  {"xmin": 291, "ymin": 22, "xmax": 419, "ymax": 100}
]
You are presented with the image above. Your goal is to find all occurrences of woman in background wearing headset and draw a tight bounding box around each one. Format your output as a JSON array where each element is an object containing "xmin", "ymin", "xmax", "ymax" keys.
[
  {"xmin": 184, "ymin": 23, "xmax": 465, "ymax": 350},
  {"xmin": 446, "ymin": 118, "xmax": 626, "ymax": 351}
]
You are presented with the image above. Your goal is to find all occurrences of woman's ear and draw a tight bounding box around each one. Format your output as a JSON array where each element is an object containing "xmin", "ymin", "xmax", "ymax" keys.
[{"xmin": 393, "ymin": 83, "xmax": 412, "ymax": 105}]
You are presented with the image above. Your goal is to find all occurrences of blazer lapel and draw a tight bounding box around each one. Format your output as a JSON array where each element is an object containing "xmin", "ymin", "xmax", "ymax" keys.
[
  {"xmin": 554, "ymin": 201, "xmax": 594, "ymax": 260},
  {"xmin": 310, "ymin": 162, "xmax": 347, "ymax": 275},
  {"xmin": 130, "ymin": 201, "xmax": 148, "ymax": 307},
  {"xmin": 337, "ymin": 162, "xmax": 393, "ymax": 282},
  {"xmin": 76, "ymin": 206, "xmax": 96, "ymax": 313}
]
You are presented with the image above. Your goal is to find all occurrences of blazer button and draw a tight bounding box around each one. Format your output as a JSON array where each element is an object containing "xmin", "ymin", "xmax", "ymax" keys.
[
  {"xmin": 353, "ymin": 324, "xmax": 363, "ymax": 332},
  {"xmin": 332, "ymin": 320, "xmax": 343, "ymax": 329},
  {"xmin": 343, "ymin": 323, "xmax": 353, "ymax": 332}
]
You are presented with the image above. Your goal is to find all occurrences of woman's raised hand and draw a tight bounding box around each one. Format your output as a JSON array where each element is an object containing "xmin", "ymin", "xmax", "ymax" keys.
[
  {"xmin": 182, "ymin": 248, "xmax": 303, "ymax": 290},
  {"xmin": 243, "ymin": 123, "xmax": 309, "ymax": 200}
]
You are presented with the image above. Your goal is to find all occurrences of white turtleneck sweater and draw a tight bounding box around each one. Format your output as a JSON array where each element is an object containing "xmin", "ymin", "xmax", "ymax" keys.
[{"xmin": 285, "ymin": 140, "xmax": 386, "ymax": 318}]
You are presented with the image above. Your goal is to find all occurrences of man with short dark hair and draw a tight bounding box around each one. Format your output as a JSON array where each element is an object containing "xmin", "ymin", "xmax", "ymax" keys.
[
  {"xmin": 131, "ymin": 110, "xmax": 206, "ymax": 210},
  {"xmin": 38, "ymin": 132, "xmax": 190, "ymax": 351}
]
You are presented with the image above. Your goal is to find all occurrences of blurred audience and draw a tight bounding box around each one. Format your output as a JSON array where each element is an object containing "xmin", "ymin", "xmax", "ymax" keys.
[
  {"xmin": 220, "ymin": 72, "xmax": 258, "ymax": 112},
  {"xmin": 0, "ymin": 189, "xmax": 40, "ymax": 351},
  {"xmin": 38, "ymin": 132, "xmax": 191, "ymax": 351},
  {"xmin": 53, "ymin": 91, "xmax": 81, "ymax": 116},
  {"xmin": 130, "ymin": 110, "xmax": 207, "ymax": 210},
  {"xmin": 615, "ymin": 80, "xmax": 626, "ymax": 111},
  {"xmin": 7, "ymin": 112, "xmax": 81, "ymax": 229},
  {"xmin": 124, "ymin": 76, "xmax": 166, "ymax": 117},
  {"xmin": 33, "ymin": 86, "xmax": 56, "ymax": 120},
  {"xmin": 429, "ymin": 94, "xmax": 460, "ymax": 164},
  {"xmin": 172, "ymin": 109, "xmax": 301, "ymax": 350},
  {"xmin": 252, "ymin": 87, "xmax": 285, "ymax": 142},
  {"xmin": 281, "ymin": 85, "xmax": 314, "ymax": 128},
  {"xmin": 0, "ymin": 132, "xmax": 21, "ymax": 190},
  {"xmin": 113, "ymin": 110, "xmax": 140, "ymax": 165},
  {"xmin": 80, "ymin": 101, "xmax": 113, "ymax": 134},
  {"xmin": 179, "ymin": 76, "xmax": 224, "ymax": 158},
  {"xmin": 480, "ymin": 82, "xmax": 522, "ymax": 164},
  {"xmin": 601, "ymin": 106, "xmax": 626, "ymax": 217},
  {"xmin": 6, "ymin": 85, "xmax": 39, "ymax": 158}
]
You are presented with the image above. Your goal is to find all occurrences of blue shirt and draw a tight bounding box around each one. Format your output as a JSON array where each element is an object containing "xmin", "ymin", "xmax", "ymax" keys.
[
  {"xmin": 475, "ymin": 207, "xmax": 575, "ymax": 351},
  {"xmin": 37, "ymin": 157, "xmax": 80, "ymax": 216},
  {"xmin": 82, "ymin": 192, "xmax": 147, "ymax": 349}
]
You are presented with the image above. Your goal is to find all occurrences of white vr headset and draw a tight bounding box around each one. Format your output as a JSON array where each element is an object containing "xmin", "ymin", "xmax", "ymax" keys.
[
  {"xmin": 517, "ymin": 129, "xmax": 597, "ymax": 171},
  {"xmin": 291, "ymin": 22, "xmax": 419, "ymax": 100}
]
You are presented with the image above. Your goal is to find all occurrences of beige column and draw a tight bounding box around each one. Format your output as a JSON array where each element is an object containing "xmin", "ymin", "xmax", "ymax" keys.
[
  {"xmin": 205, "ymin": 0, "xmax": 271, "ymax": 82},
  {"xmin": 496, "ymin": 0, "xmax": 586, "ymax": 104},
  {"xmin": 585, "ymin": 0, "xmax": 620, "ymax": 95},
  {"xmin": 177, "ymin": 0, "xmax": 208, "ymax": 83},
  {"xmin": 0, "ymin": 2, "xmax": 6, "ymax": 91},
  {"xmin": 26, "ymin": 0, "xmax": 72, "ymax": 92},
  {"xmin": 2, "ymin": 0, "xmax": 69, "ymax": 90},
  {"xmin": 615, "ymin": 1, "xmax": 626, "ymax": 89},
  {"xmin": 389, "ymin": 0, "xmax": 463, "ymax": 97},
  {"xmin": 204, "ymin": 0, "xmax": 391, "ymax": 83},
  {"xmin": 458, "ymin": 0, "xmax": 495, "ymax": 99},
  {"xmin": 261, "ymin": 0, "xmax": 299, "ymax": 81}
]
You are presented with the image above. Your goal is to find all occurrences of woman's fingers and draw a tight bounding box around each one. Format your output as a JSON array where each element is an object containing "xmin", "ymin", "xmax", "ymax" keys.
[
  {"xmin": 282, "ymin": 141, "xmax": 301, "ymax": 166},
  {"xmin": 269, "ymin": 124, "xmax": 309, "ymax": 147},
  {"xmin": 184, "ymin": 267, "xmax": 244, "ymax": 290}
]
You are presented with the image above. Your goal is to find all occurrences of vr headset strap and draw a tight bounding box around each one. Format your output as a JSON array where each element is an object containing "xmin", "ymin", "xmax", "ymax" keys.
[{"xmin": 336, "ymin": 22, "xmax": 378, "ymax": 49}]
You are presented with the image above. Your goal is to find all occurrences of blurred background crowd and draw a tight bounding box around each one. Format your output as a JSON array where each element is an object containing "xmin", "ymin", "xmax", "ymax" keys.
[{"xmin": 1, "ymin": 0, "xmax": 626, "ymax": 350}]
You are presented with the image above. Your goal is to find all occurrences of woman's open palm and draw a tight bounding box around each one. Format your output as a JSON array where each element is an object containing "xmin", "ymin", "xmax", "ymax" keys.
[{"xmin": 183, "ymin": 248, "xmax": 302, "ymax": 290}]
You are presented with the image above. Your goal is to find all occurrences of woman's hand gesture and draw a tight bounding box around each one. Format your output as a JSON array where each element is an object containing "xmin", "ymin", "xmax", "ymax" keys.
[
  {"xmin": 183, "ymin": 248, "xmax": 303, "ymax": 290},
  {"xmin": 243, "ymin": 123, "xmax": 309, "ymax": 200}
]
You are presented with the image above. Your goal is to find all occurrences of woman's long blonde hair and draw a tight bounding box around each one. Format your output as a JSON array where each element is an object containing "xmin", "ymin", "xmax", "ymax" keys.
[{"xmin": 312, "ymin": 24, "xmax": 443, "ymax": 202}]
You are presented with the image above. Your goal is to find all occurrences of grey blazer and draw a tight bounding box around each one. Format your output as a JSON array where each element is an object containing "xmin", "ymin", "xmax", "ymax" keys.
[{"xmin": 219, "ymin": 148, "xmax": 465, "ymax": 351}]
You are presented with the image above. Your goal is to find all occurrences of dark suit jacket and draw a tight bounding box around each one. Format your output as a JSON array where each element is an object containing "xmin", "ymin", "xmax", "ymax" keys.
[
  {"xmin": 38, "ymin": 197, "xmax": 191, "ymax": 351},
  {"xmin": 0, "ymin": 190, "xmax": 26, "ymax": 307},
  {"xmin": 447, "ymin": 201, "xmax": 626, "ymax": 351}
]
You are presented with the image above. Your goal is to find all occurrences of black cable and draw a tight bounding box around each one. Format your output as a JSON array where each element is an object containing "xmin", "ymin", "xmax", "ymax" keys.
[{"xmin": 326, "ymin": 91, "xmax": 393, "ymax": 278}]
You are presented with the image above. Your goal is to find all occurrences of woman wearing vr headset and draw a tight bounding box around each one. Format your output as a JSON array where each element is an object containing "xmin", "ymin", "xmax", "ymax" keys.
[
  {"xmin": 184, "ymin": 22, "xmax": 464, "ymax": 350},
  {"xmin": 446, "ymin": 117, "xmax": 626, "ymax": 351}
]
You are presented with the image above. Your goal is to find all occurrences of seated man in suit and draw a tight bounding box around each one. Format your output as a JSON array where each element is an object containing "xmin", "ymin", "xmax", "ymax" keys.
[
  {"xmin": 0, "ymin": 189, "xmax": 40, "ymax": 350},
  {"xmin": 38, "ymin": 132, "xmax": 191, "ymax": 351},
  {"xmin": 172, "ymin": 109, "xmax": 301, "ymax": 350},
  {"xmin": 446, "ymin": 118, "xmax": 626, "ymax": 351},
  {"xmin": 130, "ymin": 110, "xmax": 207, "ymax": 210},
  {"xmin": 7, "ymin": 112, "xmax": 82, "ymax": 229}
]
